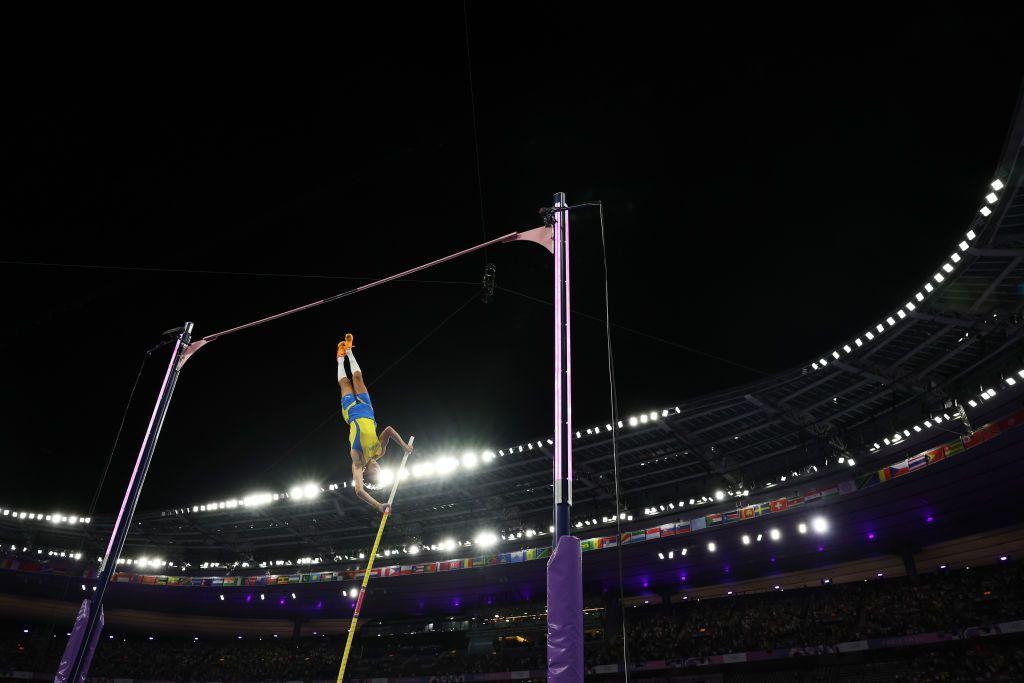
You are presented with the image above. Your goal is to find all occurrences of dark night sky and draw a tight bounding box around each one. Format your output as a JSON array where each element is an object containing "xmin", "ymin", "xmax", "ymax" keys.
[{"xmin": 1, "ymin": 6, "xmax": 1022, "ymax": 516}]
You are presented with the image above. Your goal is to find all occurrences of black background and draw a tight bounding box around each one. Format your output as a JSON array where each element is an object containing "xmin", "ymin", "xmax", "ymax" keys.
[{"xmin": 1, "ymin": 6, "xmax": 1021, "ymax": 515}]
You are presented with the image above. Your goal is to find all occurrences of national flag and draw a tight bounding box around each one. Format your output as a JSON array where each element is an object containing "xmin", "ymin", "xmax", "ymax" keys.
[
  {"xmin": 141, "ymin": 575, "xmax": 157, "ymax": 585},
  {"xmin": 838, "ymin": 479, "xmax": 857, "ymax": 495},
  {"xmin": 998, "ymin": 409, "xmax": 1024, "ymax": 431},
  {"xmin": 803, "ymin": 489, "xmax": 822, "ymax": 503},
  {"xmin": 962, "ymin": 428, "xmax": 997, "ymax": 450},
  {"xmin": 741, "ymin": 506, "xmax": 755, "ymax": 519},
  {"xmin": 945, "ymin": 440, "xmax": 965, "ymax": 458},
  {"xmin": 819, "ymin": 485, "xmax": 839, "ymax": 498},
  {"xmin": 690, "ymin": 517, "xmax": 707, "ymax": 531},
  {"xmin": 787, "ymin": 496, "xmax": 804, "ymax": 508},
  {"xmin": 769, "ymin": 498, "xmax": 788, "ymax": 513},
  {"xmin": 907, "ymin": 453, "xmax": 927, "ymax": 472},
  {"xmin": 724, "ymin": 511, "xmax": 740, "ymax": 523},
  {"xmin": 510, "ymin": 550, "xmax": 527, "ymax": 563},
  {"xmin": 581, "ymin": 539, "xmax": 599, "ymax": 552},
  {"xmin": 623, "ymin": 531, "xmax": 646, "ymax": 544},
  {"xmin": 705, "ymin": 513, "xmax": 723, "ymax": 526},
  {"xmin": 646, "ymin": 527, "xmax": 662, "ymax": 540},
  {"xmin": 891, "ymin": 459, "xmax": 910, "ymax": 477},
  {"xmin": 925, "ymin": 447, "xmax": 946, "ymax": 465}
]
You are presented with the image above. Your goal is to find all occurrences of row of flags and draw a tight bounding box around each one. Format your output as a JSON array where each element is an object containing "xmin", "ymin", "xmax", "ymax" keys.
[{"xmin": 10, "ymin": 409, "xmax": 1022, "ymax": 591}]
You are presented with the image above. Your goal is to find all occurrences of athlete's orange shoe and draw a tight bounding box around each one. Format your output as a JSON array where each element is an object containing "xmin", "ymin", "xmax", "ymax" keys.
[{"xmin": 336, "ymin": 333, "xmax": 355, "ymax": 359}]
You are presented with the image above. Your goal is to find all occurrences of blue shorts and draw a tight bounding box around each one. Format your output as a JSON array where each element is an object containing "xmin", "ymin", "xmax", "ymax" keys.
[{"xmin": 341, "ymin": 392, "xmax": 375, "ymax": 423}]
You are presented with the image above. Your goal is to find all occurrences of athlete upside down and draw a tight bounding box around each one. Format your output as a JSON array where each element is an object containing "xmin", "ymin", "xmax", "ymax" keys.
[{"xmin": 336, "ymin": 333, "xmax": 413, "ymax": 514}]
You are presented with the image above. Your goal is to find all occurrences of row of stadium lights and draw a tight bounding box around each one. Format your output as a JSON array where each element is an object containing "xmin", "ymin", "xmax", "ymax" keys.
[
  {"xmin": 811, "ymin": 179, "xmax": 1004, "ymax": 374},
  {"xmin": 157, "ymin": 407, "xmax": 684, "ymax": 518},
  {"xmin": 5, "ymin": 543, "xmax": 83, "ymax": 560},
  {"xmin": 0, "ymin": 509, "xmax": 90, "ymax": 525},
  {"xmin": 869, "ymin": 366, "xmax": 1024, "ymax": 453},
  {"xmin": 656, "ymin": 517, "xmax": 830, "ymax": 560}
]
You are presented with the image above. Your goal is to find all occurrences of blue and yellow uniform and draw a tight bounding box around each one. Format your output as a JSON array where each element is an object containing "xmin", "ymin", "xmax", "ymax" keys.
[{"xmin": 342, "ymin": 392, "xmax": 383, "ymax": 462}]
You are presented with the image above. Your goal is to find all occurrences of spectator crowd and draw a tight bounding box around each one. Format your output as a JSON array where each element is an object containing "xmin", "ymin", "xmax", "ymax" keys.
[{"xmin": 0, "ymin": 562, "xmax": 1020, "ymax": 681}]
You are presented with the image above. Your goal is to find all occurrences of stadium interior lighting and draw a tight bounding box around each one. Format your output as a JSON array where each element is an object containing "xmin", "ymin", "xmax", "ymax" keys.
[
  {"xmin": 680, "ymin": 548, "xmax": 687, "ymax": 556},
  {"xmin": 812, "ymin": 517, "xmax": 828, "ymax": 533},
  {"xmin": 461, "ymin": 451, "xmax": 478, "ymax": 468},
  {"xmin": 434, "ymin": 456, "xmax": 459, "ymax": 477},
  {"xmin": 992, "ymin": 179, "xmax": 1004, "ymax": 190},
  {"xmin": 985, "ymin": 192, "xmax": 998, "ymax": 204},
  {"xmin": 741, "ymin": 534, "xmax": 750, "ymax": 546},
  {"xmin": 348, "ymin": 588, "xmax": 358, "ymax": 598},
  {"xmin": 769, "ymin": 528, "xmax": 781, "ymax": 541},
  {"xmin": 219, "ymin": 594, "xmax": 224, "ymax": 601},
  {"xmin": 408, "ymin": 544, "xmax": 420, "ymax": 555},
  {"xmin": 707, "ymin": 542, "xmax": 716, "ymax": 553},
  {"xmin": 797, "ymin": 523, "xmax": 807, "ymax": 534},
  {"xmin": 714, "ymin": 490, "xmax": 725, "ymax": 501}
]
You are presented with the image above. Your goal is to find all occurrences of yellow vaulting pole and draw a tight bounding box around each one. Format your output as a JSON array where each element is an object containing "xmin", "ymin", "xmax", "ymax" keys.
[{"xmin": 336, "ymin": 435, "xmax": 414, "ymax": 683}]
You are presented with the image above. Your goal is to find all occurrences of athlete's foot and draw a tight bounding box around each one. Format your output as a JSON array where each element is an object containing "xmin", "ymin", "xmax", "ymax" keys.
[{"xmin": 336, "ymin": 333, "xmax": 355, "ymax": 359}]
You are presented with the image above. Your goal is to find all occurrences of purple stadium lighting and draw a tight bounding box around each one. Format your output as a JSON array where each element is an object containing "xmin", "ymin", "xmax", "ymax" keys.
[
  {"xmin": 1000, "ymin": 555, "xmax": 1009, "ymax": 561},
  {"xmin": 867, "ymin": 531, "xmax": 876, "ymax": 541},
  {"xmin": 926, "ymin": 516, "xmax": 935, "ymax": 524}
]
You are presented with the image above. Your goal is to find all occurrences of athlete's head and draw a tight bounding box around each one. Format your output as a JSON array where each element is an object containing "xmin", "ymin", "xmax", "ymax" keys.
[{"xmin": 364, "ymin": 458, "xmax": 381, "ymax": 486}]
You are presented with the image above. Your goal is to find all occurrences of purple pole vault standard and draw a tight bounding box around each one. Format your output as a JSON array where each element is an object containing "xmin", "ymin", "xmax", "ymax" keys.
[
  {"xmin": 55, "ymin": 599, "xmax": 103, "ymax": 683},
  {"xmin": 553, "ymin": 192, "xmax": 572, "ymax": 543},
  {"xmin": 547, "ymin": 535, "xmax": 583, "ymax": 682},
  {"xmin": 63, "ymin": 324, "xmax": 193, "ymax": 683}
]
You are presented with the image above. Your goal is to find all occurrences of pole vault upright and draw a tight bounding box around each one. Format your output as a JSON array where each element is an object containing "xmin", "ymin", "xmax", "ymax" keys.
[
  {"xmin": 547, "ymin": 192, "xmax": 584, "ymax": 682},
  {"xmin": 58, "ymin": 323, "xmax": 193, "ymax": 683}
]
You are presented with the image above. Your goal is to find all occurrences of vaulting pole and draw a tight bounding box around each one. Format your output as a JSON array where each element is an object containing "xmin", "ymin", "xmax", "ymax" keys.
[
  {"xmin": 336, "ymin": 436, "xmax": 414, "ymax": 683},
  {"xmin": 547, "ymin": 193, "xmax": 583, "ymax": 682},
  {"xmin": 59, "ymin": 323, "xmax": 193, "ymax": 683}
]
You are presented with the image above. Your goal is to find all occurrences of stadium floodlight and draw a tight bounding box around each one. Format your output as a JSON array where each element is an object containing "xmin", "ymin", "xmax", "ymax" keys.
[
  {"xmin": 905, "ymin": 301, "xmax": 916, "ymax": 311},
  {"xmin": 474, "ymin": 531, "xmax": 498, "ymax": 548},
  {"xmin": 681, "ymin": 548, "xmax": 688, "ymax": 556},
  {"xmin": 865, "ymin": 331, "xmax": 874, "ymax": 340},
  {"xmin": 435, "ymin": 456, "xmax": 459, "ymax": 477},
  {"xmin": 876, "ymin": 323, "xmax": 885, "ymax": 333},
  {"xmin": 667, "ymin": 551, "xmax": 674, "ymax": 559},
  {"xmin": 812, "ymin": 362, "xmax": 819, "ymax": 370},
  {"xmin": 897, "ymin": 310, "xmax": 906, "ymax": 319},
  {"xmin": 941, "ymin": 263, "xmax": 954, "ymax": 273},
  {"xmin": 967, "ymin": 399, "xmax": 978, "ymax": 407},
  {"xmin": 986, "ymin": 192, "xmax": 998, "ymax": 204},
  {"xmin": 658, "ymin": 552, "xmax": 664, "ymax": 560},
  {"xmin": 797, "ymin": 523, "xmax": 807, "ymax": 534},
  {"xmin": 628, "ymin": 416, "xmax": 638, "ymax": 427},
  {"xmin": 832, "ymin": 350, "xmax": 840, "ymax": 359},
  {"xmin": 707, "ymin": 542, "xmax": 716, "ymax": 553},
  {"xmin": 812, "ymin": 517, "xmax": 828, "ymax": 533},
  {"xmin": 219, "ymin": 594, "xmax": 225, "ymax": 601},
  {"xmin": 1006, "ymin": 376, "xmax": 1017, "ymax": 386},
  {"xmin": 950, "ymin": 252, "xmax": 961, "ymax": 263},
  {"xmin": 714, "ymin": 490, "xmax": 725, "ymax": 501},
  {"xmin": 933, "ymin": 273, "xmax": 945, "ymax": 283},
  {"xmin": 843, "ymin": 345, "xmax": 851, "ymax": 354},
  {"xmin": 769, "ymin": 528, "xmax": 781, "ymax": 541},
  {"xmin": 886, "ymin": 316, "xmax": 896, "ymax": 326},
  {"xmin": 925, "ymin": 282, "xmax": 934, "ymax": 292},
  {"xmin": 348, "ymin": 588, "xmax": 358, "ymax": 598},
  {"xmin": 854, "ymin": 338, "xmax": 863, "ymax": 347},
  {"xmin": 639, "ymin": 414, "xmax": 649, "ymax": 424},
  {"xmin": 461, "ymin": 452, "xmax": 478, "ymax": 469},
  {"xmin": 741, "ymin": 534, "xmax": 750, "ymax": 545},
  {"xmin": 992, "ymin": 179, "xmax": 1004, "ymax": 191},
  {"xmin": 260, "ymin": 594, "xmax": 265, "ymax": 601}
]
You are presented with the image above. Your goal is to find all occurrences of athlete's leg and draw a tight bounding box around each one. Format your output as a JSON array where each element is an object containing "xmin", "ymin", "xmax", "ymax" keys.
[
  {"xmin": 347, "ymin": 348, "xmax": 370, "ymax": 397},
  {"xmin": 337, "ymin": 340, "xmax": 355, "ymax": 404}
]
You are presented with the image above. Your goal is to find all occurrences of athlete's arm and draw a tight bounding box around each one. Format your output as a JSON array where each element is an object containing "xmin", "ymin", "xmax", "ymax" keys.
[
  {"xmin": 379, "ymin": 426, "xmax": 413, "ymax": 455},
  {"xmin": 351, "ymin": 459, "xmax": 384, "ymax": 513}
]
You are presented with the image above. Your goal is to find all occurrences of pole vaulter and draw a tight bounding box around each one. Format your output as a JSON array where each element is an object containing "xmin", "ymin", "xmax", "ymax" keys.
[{"xmin": 58, "ymin": 201, "xmax": 583, "ymax": 683}]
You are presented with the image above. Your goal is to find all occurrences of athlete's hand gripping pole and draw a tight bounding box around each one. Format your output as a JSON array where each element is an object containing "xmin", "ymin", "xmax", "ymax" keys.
[{"xmin": 336, "ymin": 435, "xmax": 414, "ymax": 683}]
